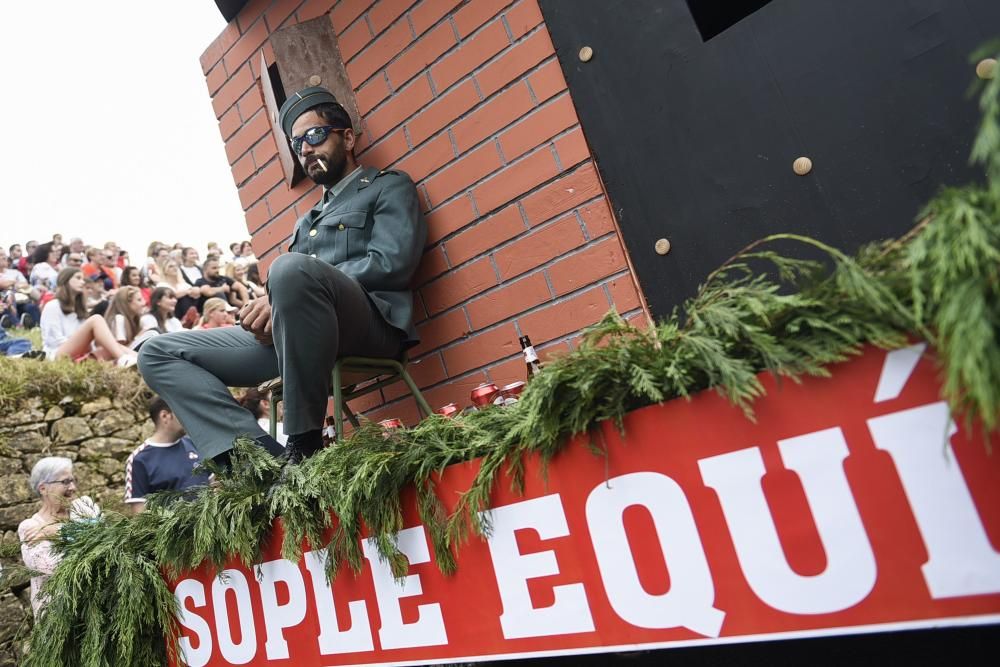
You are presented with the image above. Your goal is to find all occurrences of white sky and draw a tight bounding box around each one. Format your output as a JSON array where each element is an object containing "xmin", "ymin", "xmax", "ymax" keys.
[{"xmin": 0, "ymin": 2, "xmax": 249, "ymax": 261}]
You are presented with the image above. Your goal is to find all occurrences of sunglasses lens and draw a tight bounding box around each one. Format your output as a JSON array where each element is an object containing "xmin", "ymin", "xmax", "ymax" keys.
[{"xmin": 305, "ymin": 127, "xmax": 329, "ymax": 146}]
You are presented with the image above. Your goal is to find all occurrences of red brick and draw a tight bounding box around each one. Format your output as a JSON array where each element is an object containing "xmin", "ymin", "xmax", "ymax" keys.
[
  {"xmin": 387, "ymin": 21, "xmax": 457, "ymax": 89},
  {"xmin": 422, "ymin": 257, "xmax": 497, "ymax": 315},
  {"xmin": 452, "ymin": 82, "xmax": 533, "ymax": 153},
  {"xmin": 430, "ymin": 21, "xmax": 509, "ymax": 92},
  {"xmin": 339, "ymin": 17, "xmax": 374, "ymax": 60},
  {"xmin": 425, "ymin": 194, "xmax": 477, "ymax": 244},
  {"xmin": 547, "ymin": 237, "xmax": 627, "ymax": 296},
  {"xmin": 423, "ymin": 370, "xmax": 488, "ymax": 409},
  {"xmin": 224, "ymin": 111, "xmax": 271, "ymax": 164},
  {"xmin": 364, "ymin": 75, "xmax": 433, "ymax": 139},
  {"xmin": 206, "ymin": 62, "xmax": 228, "ymax": 96},
  {"xmin": 394, "ymin": 133, "xmax": 453, "ymax": 183},
  {"xmin": 495, "ymin": 94, "xmax": 572, "ymax": 160},
  {"xmin": 246, "ymin": 201, "xmax": 271, "ymax": 234},
  {"xmin": 579, "ymin": 199, "xmax": 615, "ymax": 238},
  {"xmin": 520, "ymin": 162, "xmax": 602, "ymax": 225},
  {"xmin": 257, "ymin": 250, "xmax": 278, "ymax": 279},
  {"xmin": 223, "ymin": 18, "xmax": 270, "ymax": 74},
  {"xmin": 201, "ymin": 21, "xmax": 240, "ymax": 74},
  {"xmin": 410, "ymin": 0, "xmax": 461, "ymax": 34},
  {"xmin": 369, "ymin": 0, "xmax": 416, "ymax": 34},
  {"xmin": 342, "ymin": 390, "xmax": 386, "ymax": 419},
  {"xmin": 504, "ymin": 0, "xmax": 543, "ymax": 39},
  {"xmin": 236, "ymin": 85, "xmax": 264, "ymax": 122},
  {"xmin": 493, "ymin": 214, "xmax": 584, "ymax": 280},
  {"xmin": 359, "ymin": 129, "xmax": 410, "ymax": 169},
  {"xmin": 470, "ymin": 147, "xmax": 559, "ymax": 214},
  {"xmin": 265, "ymin": 0, "xmax": 302, "ymax": 30},
  {"xmin": 238, "ymin": 160, "xmax": 285, "ymax": 210},
  {"xmin": 296, "ymin": 0, "xmax": 335, "ymax": 22},
  {"xmin": 356, "ymin": 76, "xmax": 392, "ymax": 115},
  {"xmin": 424, "ymin": 143, "xmax": 503, "ymax": 207},
  {"xmin": 232, "ymin": 153, "xmax": 255, "ymax": 186},
  {"xmin": 453, "ymin": 0, "xmax": 511, "ymax": 38},
  {"xmin": 467, "ymin": 271, "xmax": 550, "ymax": 329},
  {"xmin": 413, "ymin": 245, "xmax": 450, "ymax": 287},
  {"xmin": 627, "ymin": 312, "xmax": 652, "ymax": 330},
  {"xmin": 267, "ymin": 178, "xmax": 315, "ymax": 218},
  {"xmin": 407, "ymin": 80, "xmax": 480, "ymax": 146},
  {"xmin": 526, "ymin": 57, "xmax": 566, "ymax": 103},
  {"xmin": 443, "ymin": 204, "xmax": 524, "ymax": 266},
  {"xmin": 606, "ymin": 275, "xmax": 643, "ymax": 313},
  {"xmin": 476, "ymin": 28, "xmax": 553, "ymax": 97},
  {"xmin": 347, "ymin": 20, "xmax": 412, "ymax": 86},
  {"xmin": 254, "ymin": 207, "xmax": 299, "ymax": 256},
  {"xmin": 251, "ymin": 135, "xmax": 279, "ymax": 168},
  {"xmin": 411, "ymin": 307, "xmax": 469, "ymax": 356},
  {"xmin": 518, "ymin": 287, "xmax": 608, "ymax": 345},
  {"xmin": 237, "ymin": 0, "xmax": 270, "ymax": 32},
  {"xmin": 291, "ymin": 187, "xmax": 323, "ymax": 217},
  {"xmin": 553, "ymin": 127, "xmax": 589, "ymax": 169},
  {"xmin": 442, "ymin": 323, "xmax": 519, "ymax": 376},
  {"xmin": 330, "ymin": 0, "xmax": 371, "ymax": 32},
  {"xmin": 212, "ymin": 64, "xmax": 255, "ymax": 118},
  {"xmin": 383, "ymin": 352, "xmax": 446, "ymax": 400},
  {"xmin": 219, "ymin": 107, "xmax": 242, "ymax": 141}
]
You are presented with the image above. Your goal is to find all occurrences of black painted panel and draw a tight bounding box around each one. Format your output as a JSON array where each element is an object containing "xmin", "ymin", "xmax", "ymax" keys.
[{"xmin": 540, "ymin": 0, "xmax": 999, "ymax": 318}]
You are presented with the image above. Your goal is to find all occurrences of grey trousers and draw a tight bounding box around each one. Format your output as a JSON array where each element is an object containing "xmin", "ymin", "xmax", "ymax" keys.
[{"xmin": 138, "ymin": 254, "xmax": 405, "ymax": 460}]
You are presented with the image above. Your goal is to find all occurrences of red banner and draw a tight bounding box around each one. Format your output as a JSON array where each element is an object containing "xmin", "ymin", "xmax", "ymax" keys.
[{"xmin": 168, "ymin": 345, "xmax": 1000, "ymax": 666}]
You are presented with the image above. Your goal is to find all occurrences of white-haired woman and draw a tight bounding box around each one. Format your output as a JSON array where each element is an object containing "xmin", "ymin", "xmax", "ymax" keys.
[{"xmin": 17, "ymin": 457, "xmax": 99, "ymax": 617}]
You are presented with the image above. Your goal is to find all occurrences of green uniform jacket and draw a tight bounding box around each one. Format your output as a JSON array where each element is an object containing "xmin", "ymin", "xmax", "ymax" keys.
[{"xmin": 287, "ymin": 166, "xmax": 427, "ymax": 345}]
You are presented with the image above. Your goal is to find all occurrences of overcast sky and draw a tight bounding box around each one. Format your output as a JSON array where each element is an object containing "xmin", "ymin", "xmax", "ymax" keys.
[{"xmin": 0, "ymin": 2, "xmax": 249, "ymax": 261}]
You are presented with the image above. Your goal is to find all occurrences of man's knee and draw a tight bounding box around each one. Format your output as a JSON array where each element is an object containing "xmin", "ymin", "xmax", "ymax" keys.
[
  {"xmin": 137, "ymin": 333, "xmax": 178, "ymax": 377},
  {"xmin": 268, "ymin": 253, "xmax": 348, "ymax": 297}
]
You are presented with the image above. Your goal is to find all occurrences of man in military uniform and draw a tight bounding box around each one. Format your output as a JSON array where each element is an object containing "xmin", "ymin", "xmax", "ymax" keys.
[{"xmin": 139, "ymin": 86, "xmax": 426, "ymax": 463}]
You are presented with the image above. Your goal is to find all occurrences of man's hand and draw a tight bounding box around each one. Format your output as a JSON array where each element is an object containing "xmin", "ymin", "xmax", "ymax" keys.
[{"xmin": 240, "ymin": 298, "xmax": 273, "ymax": 345}]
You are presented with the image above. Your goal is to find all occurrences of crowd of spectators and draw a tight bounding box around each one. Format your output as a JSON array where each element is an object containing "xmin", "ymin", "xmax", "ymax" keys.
[{"xmin": 0, "ymin": 233, "xmax": 261, "ymax": 362}]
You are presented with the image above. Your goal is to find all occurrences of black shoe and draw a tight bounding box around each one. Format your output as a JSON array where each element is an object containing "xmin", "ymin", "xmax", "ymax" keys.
[
  {"xmin": 22, "ymin": 350, "xmax": 45, "ymax": 361},
  {"xmin": 19, "ymin": 312, "xmax": 35, "ymax": 328},
  {"xmin": 0, "ymin": 314, "xmax": 12, "ymax": 329},
  {"xmin": 285, "ymin": 429, "xmax": 324, "ymax": 464}
]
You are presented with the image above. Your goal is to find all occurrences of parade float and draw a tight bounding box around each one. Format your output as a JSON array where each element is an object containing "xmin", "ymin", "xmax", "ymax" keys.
[{"xmin": 12, "ymin": 44, "xmax": 999, "ymax": 664}]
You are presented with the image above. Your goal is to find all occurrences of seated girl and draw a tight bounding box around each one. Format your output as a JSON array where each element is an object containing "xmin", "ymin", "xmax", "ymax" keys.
[
  {"xmin": 104, "ymin": 286, "xmax": 147, "ymax": 350},
  {"xmin": 39, "ymin": 268, "xmax": 138, "ymax": 366},
  {"xmin": 140, "ymin": 287, "xmax": 184, "ymax": 335}
]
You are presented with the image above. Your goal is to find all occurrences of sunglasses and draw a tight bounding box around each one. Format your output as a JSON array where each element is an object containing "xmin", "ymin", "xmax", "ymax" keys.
[{"xmin": 290, "ymin": 125, "xmax": 346, "ymax": 155}]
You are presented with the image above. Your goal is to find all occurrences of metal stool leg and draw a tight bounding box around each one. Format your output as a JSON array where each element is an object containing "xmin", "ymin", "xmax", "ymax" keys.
[{"xmin": 268, "ymin": 390, "xmax": 280, "ymax": 438}]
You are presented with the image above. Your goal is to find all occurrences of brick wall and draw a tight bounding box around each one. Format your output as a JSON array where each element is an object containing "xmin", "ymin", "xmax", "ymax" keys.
[{"xmin": 201, "ymin": 0, "xmax": 648, "ymax": 424}]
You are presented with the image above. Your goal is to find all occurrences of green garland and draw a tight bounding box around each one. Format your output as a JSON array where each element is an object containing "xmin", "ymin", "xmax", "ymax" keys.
[{"xmin": 6, "ymin": 46, "xmax": 999, "ymax": 667}]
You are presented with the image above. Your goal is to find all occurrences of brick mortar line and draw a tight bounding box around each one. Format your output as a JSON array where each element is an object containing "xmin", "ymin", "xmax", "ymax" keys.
[
  {"xmin": 347, "ymin": 0, "xmax": 520, "ymax": 93},
  {"xmin": 424, "ymin": 159, "xmax": 604, "ymax": 252},
  {"xmin": 358, "ymin": 23, "xmax": 548, "ymax": 138},
  {"xmin": 415, "ymin": 263, "xmax": 628, "ymax": 359}
]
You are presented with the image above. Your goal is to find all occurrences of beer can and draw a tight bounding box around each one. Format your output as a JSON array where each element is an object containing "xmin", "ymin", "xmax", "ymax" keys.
[
  {"xmin": 470, "ymin": 382, "xmax": 500, "ymax": 408},
  {"xmin": 378, "ymin": 418, "xmax": 403, "ymax": 430},
  {"xmin": 435, "ymin": 402, "xmax": 460, "ymax": 417},
  {"xmin": 500, "ymin": 381, "xmax": 526, "ymax": 400}
]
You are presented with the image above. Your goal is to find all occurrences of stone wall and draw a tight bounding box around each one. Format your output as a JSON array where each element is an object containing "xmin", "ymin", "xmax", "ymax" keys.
[{"xmin": 0, "ymin": 394, "xmax": 151, "ymax": 667}]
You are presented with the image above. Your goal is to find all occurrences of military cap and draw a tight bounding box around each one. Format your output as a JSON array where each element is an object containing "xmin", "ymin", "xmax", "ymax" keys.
[{"xmin": 278, "ymin": 86, "xmax": 350, "ymax": 136}]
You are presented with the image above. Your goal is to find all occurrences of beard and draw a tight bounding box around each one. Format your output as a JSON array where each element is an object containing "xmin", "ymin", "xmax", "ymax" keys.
[{"xmin": 305, "ymin": 146, "xmax": 348, "ymax": 186}]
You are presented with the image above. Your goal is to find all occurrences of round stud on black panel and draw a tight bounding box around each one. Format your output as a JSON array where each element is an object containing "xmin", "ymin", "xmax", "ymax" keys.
[
  {"xmin": 654, "ymin": 238, "xmax": 671, "ymax": 255},
  {"xmin": 579, "ymin": 46, "xmax": 593, "ymax": 62},
  {"xmin": 793, "ymin": 157, "xmax": 813, "ymax": 176},
  {"xmin": 976, "ymin": 58, "xmax": 996, "ymax": 80}
]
